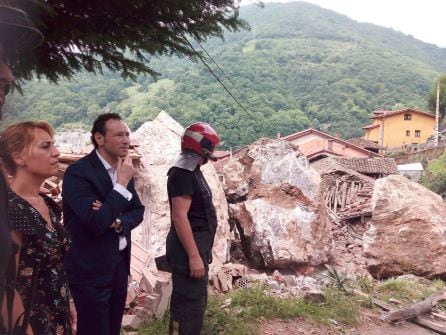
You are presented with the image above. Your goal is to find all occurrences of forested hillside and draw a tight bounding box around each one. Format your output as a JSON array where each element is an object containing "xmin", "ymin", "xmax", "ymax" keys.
[{"xmin": 4, "ymin": 2, "xmax": 446, "ymax": 149}]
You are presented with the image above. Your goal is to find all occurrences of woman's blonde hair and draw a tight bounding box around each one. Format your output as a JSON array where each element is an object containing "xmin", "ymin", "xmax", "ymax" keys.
[{"xmin": 0, "ymin": 121, "xmax": 54, "ymax": 176}]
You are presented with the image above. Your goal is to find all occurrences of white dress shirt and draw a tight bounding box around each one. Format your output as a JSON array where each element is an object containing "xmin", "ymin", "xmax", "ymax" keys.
[{"xmin": 96, "ymin": 150, "xmax": 132, "ymax": 250}]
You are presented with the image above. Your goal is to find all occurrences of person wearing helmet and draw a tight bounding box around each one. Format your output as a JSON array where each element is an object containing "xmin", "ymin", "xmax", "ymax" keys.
[{"xmin": 166, "ymin": 122, "xmax": 220, "ymax": 335}]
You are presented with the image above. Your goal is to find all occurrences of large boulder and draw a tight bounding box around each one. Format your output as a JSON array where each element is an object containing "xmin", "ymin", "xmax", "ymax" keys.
[
  {"xmin": 132, "ymin": 111, "xmax": 230, "ymax": 276},
  {"xmin": 222, "ymin": 139, "xmax": 332, "ymax": 269},
  {"xmin": 364, "ymin": 174, "xmax": 446, "ymax": 279}
]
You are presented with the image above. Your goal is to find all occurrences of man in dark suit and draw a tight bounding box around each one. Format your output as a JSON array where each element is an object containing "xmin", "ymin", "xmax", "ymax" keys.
[{"xmin": 63, "ymin": 113, "xmax": 145, "ymax": 335}]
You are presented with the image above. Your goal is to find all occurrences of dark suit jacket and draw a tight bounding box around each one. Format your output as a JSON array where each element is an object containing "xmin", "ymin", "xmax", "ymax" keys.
[{"xmin": 62, "ymin": 151, "xmax": 145, "ymax": 287}]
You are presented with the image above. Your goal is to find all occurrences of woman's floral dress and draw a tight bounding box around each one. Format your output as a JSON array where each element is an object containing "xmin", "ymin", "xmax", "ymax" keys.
[{"xmin": 8, "ymin": 189, "xmax": 72, "ymax": 335}]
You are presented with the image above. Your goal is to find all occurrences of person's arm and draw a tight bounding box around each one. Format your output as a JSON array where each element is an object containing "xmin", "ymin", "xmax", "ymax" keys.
[
  {"xmin": 115, "ymin": 154, "xmax": 144, "ymax": 233},
  {"xmin": 171, "ymin": 195, "xmax": 205, "ymax": 279},
  {"xmin": 0, "ymin": 230, "xmax": 34, "ymax": 335},
  {"xmin": 119, "ymin": 179, "xmax": 145, "ymax": 235},
  {"xmin": 62, "ymin": 163, "xmax": 133, "ymax": 236}
]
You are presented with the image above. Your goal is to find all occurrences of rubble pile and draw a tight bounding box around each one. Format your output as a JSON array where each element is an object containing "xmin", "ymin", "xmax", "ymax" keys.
[
  {"xmin": 219, "ymin": 138, "xmax": 333, "ymax": 270},
  {"xmin": 211, "ymin": 263, "xmax": 248, "ymax": 293},
  {"xmin": 329, "ymin": 220, "xmax": 372, "ymax": 279},
  {"xmin": 245, "ymin": 270, "xmax": 325, "ymax": 299},
  {"xmin": 313, "ymin": 157, "xmax": 379, "ymax": 278},
  {"xmin": 122, "ymin": 270, "xmax": 172, "ymax": 330},
  {"xmin": 210, "ymin": 263, "xmax": 327, "ymax": 299},
  {"xmin": 313, "ymin": 157, "xmax": 375, "ymax": 222}
]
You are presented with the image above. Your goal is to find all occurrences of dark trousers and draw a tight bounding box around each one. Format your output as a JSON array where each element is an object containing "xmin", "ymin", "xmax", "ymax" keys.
[
  {"xmin": 169, "ymin": 272, "xmax": 208, "ymax": 335},
  {"xmin": 69, "ymin": 253, "xmax": 128, "ymax": 335}
]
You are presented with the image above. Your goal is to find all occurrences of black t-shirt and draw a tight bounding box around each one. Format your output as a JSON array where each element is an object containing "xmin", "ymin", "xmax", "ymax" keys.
[
  {"xmin": 166, "ymin": 166, "xmax": 215, "ymax": 273},
  {"xmin": 167, "ymin": 166, "xmax": 207, "ymax": 231}
]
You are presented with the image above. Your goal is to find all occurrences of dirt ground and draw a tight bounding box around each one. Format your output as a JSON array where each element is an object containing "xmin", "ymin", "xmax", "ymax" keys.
[{"xmin": 257, "ymin": 310, "xmax": 439, "ymax": 335}]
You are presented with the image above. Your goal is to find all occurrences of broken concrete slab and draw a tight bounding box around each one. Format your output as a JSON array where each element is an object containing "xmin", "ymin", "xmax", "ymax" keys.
[
  {"xmin": 155, "ymin": 278, "xmax": 172, "ymax": 318},
  {"xmin": 121, "ymin": 315, "xmax": 142, "ymax": 330},
  {"xmin": 144, "ymin": 293, "xmax": 161, "ymax": 312},
  {"xmin": 140, "ymin": 268, "xmax": 157, "ymax": 294}
]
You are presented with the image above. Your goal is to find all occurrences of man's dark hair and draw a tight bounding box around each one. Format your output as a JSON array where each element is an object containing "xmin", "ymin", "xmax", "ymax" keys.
[{"xmin": 91, "ymin": 113, "xmax": 122, "ymax": 148}]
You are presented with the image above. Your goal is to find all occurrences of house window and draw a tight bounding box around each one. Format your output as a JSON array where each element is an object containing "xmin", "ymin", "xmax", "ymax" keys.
[
  {"xmin": 404, "ymin": 114, "xmax": 412, "ymax": 120},
  {"xmin": 406, "ymin": 130, "xmax": 410, "ymax": 137},
  {"xmin": 415, "ymin": 130, "xmax": 421, "ymax": 137}
]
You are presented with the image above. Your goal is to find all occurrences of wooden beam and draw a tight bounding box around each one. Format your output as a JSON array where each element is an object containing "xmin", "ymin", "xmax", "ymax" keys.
[
  {"xmin": 352, "ymin": 289, "xmax": 446, "ymax": 335},
  {"xmin": 380, "ymin": 289, "xmax": 446, "ymax": 323}
]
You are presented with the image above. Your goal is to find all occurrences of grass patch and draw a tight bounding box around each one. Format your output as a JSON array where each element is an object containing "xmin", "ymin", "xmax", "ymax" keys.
[
  {"xmin": 317, "ymin": 288, "xmax": 360, "ymax": 324},
  {"xmin": 356, "ymin": 275, "xmax": 374, "ymax": 294},
  {"xmin": 138, "ymin": 276, "xmax": 446, "ymax": 334},
  {"xmin": 138, "ymin": 313, "xmax": 169, "ymax": 335},
  {"xmin": 138, "ymin": 285, "xmax": 362, "ymax": 335},
  {"xmin": 201, "ymin": 296, "xmax": 256, "ymax": 335},
  {"xmin": 376, "ymin": 277, "xmax": 444, "ymax": 306}
]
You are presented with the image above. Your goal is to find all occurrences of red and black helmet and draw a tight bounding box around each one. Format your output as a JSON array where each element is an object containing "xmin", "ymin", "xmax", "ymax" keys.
[{"xmin": 181, "ymin": 122, "xmax": 220, "ymax": 161}]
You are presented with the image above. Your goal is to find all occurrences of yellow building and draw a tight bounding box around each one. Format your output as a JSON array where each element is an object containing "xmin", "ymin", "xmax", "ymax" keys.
[{"xmin": 363, "ymin": 108, "xmax": 435, "ymax": 149}]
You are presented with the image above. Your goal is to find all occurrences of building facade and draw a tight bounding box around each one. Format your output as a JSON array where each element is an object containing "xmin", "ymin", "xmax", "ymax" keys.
[
  {"xmin": 283, "ymin": 128, "xmax": 380, "ymax": 161},
  {"xmin": 363, "ymin": 108, "xmax": 435, "ymax": 149}
]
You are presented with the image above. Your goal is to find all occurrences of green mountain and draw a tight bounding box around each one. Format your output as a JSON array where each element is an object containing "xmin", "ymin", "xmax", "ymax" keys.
[{"xmin": 4, "ymin": 1, "xmax": 446, "ymax": 149}]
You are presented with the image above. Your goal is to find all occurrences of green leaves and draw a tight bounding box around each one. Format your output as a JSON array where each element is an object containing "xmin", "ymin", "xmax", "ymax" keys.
[
  {"xmin": 427, "ymin": 75, "xmax": 446, "ymax": 118},
  {"xmin": 5, "ymin": 2, "xmax": 445, "ymax": 148},
  {"xmin": 421, "ymin": 152, "xmax": 446, "ymax": 199},
  {"xmin": 10, "ymin": 0, "xmax": 247, "ymax": 82}
]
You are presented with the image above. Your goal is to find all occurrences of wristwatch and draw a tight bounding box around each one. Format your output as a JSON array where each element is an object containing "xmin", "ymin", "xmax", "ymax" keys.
[{"xmin": 114, "ymin": 218, "xmax": 123, "ymax": 235}]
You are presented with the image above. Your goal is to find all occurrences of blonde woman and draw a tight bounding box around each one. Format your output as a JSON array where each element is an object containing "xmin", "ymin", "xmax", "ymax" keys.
[{"xmin": 0, "ymin": 121, "xmax": 73, "ymax": 335}]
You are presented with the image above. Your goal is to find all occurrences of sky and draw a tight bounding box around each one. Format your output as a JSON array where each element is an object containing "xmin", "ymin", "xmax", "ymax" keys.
[{"xmin": 241, "ymin": 0, "xmax": 446, "ymax": 47}]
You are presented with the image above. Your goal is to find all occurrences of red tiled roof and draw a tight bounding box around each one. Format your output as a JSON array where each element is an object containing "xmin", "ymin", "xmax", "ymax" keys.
[
  {"xmin": 371, "ymin": 108, "xmax": 434, "ymax": 120},
  {"xmin": 212, "ymin": 145, "xmax": 248, "ymax": 170},
  {"xmin": 334, "ymin": 157, "xmax": 398, "ymax": 175},
  {"xmin": 307, "ymin": 149, "xmax": 342, "ymax": 160},
  {"xmin": 362, "ymin": 124, "xmax": 380, "ymax": 130},
  {"xmin": 282, "ymin": 128, "xmax": 381, "ymax": 157},
  {"xmin": 347, "ymin": 137, "xmax": 383, "ymax": 150}
]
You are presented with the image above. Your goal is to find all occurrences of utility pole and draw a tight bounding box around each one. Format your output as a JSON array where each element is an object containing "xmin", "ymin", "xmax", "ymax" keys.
[{"xmin": 435, "ymin": 80, "xmax": 440, "ymax": 146}]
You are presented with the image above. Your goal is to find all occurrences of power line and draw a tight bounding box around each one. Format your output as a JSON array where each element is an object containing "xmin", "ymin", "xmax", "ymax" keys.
[
  {"xmin": 194, "ymin": 40, "xmax": 255, "ymax": 131},
  {"xmin": 192, "ymin": 35, "xmax": 284, "ymax": 133},
  {"xmin": 179, "ymin": 32, "xmax": 263, "ymax": 127},
  {"xmin": 195, "ymin": 40, "xmax": 229, "ymax": 78}
]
